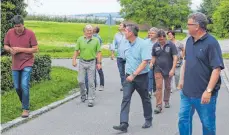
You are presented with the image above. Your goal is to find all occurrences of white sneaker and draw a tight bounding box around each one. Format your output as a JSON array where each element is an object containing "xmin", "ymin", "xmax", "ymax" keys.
[{"xmin": 99, "ymin": 86, "xmax": 104, "ymax": 91}]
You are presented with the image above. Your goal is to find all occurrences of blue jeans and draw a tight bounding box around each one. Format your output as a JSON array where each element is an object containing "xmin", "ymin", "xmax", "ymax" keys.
[
  {"xmin": 117, "ymin": 58, "xmax": 126, "ymax": 87},
  {"xmin": 148, "ymin": 67, "xmax": 156, "ymax": 92},
  {"xmin": 178, "ymin": 91, "xmax": 218, "ymax": 135},
  {"xmin": 12, "ymin": 67, "xmax": 33, "ymax": 110}
]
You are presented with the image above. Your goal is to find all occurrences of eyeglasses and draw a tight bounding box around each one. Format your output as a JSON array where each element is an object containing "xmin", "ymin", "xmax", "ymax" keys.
[{"xmin": 187, "ymin": 23, "xmax": 198, "ymax": 26}]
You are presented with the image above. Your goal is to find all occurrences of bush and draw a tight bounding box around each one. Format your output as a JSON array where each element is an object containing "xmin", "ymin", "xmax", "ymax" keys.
[
  {"xmin": 212, "ymin": 0, "xmax": 229, "ymax": 38},
  {"xmin": 1, "ymin": 55, "xmax": 52, "ymax": 93}
]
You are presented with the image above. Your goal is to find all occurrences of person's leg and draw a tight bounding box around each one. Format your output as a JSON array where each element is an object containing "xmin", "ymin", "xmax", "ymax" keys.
[
  {"xmin": 154, "ymin": 72, "xmax": 163, "ymax": 112},
  {"xmin": 178, "ymin": 91, "xmax": 195, "ymax": 135},
  {"xmin": 152, "ymin": 66, "xmax": 156, "ymax": 93},
  {"xmin": 97, "ymin": 68, "xmax": 104, "ymax": 90},
  {"xmin": 87, "ymin": 60, "xmax": 96, "ymax": 106},
  {"xmin": 20, "ymin": 67, "xmax": 33, "ymax": 111},
  {"xmin": 148, "ymin": 69, "xmax": 153, "ymax": 93},
  {"xmin": 164, "ymin": 76, "xmax": 172, "ymax": 107},
  {"xmin": 12, "ymin": 70, "xmax": 22, "ymax": 103},
  {"xmin": 85, "ymin": 72, "xmax": 89, "ymax": 94},
  {"xmin": 117, "ymin": 58, "xmax": 126, "ymax": 90},
  {"xmin": 120, "ymin": 78, "xmax": 135, "ymax": 125},
  {"xmin": 135, "ymin": 73, "xmax": 152, "ymax": 128},
  {"xmin": 78, "ymin": 60, "xmax": 87, "ymax": 102},
  {"xmin": 113, "ymin": 79, "xmax": 134, "ymax": 132},
  {"xmin": 194, "ymin": 93, "xmax": 218, "ymax": 135},
  {"xmin": 175, "ymin": 66, "xmax": 181, "ymax": 89}
]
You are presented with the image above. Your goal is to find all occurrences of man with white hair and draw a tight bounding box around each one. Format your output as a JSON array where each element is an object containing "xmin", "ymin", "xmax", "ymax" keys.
[
  {"xmin": 72, "ymin": 24, "xmax": 102, "ymax": 107},
  {"xmin": 147, "ymin": 27, "xmax": 158, "ymax": 97}
]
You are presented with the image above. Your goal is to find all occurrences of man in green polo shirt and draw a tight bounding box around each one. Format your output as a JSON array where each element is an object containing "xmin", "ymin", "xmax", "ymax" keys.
[{"xmin": 72, "ymin": 24, "xmax": 102, "ymax": 107}]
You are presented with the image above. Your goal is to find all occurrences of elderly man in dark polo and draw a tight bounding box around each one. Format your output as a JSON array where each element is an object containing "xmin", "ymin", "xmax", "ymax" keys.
[
  {"xmin": 113, "ymin": 24, "xmax": 153, "ymax": 132},
  {"xmin": 4, "ymin": 15, "xmax": 38, "ymax": 118},
  {"xmin": 178, "ymin": 12, "xmax": 224, "ymax": 135},
  {"xmin": 72, "ymin": 24, "xmax": 102, "ymax": 107},
  {"xmin": 150, "ymin": 30, "xmax": 178, "ymax": 114}
]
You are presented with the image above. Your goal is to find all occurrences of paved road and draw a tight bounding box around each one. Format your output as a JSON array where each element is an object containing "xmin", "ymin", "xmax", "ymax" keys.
[{"xmin": 3, "ymin": 59, "xmax": 229, "ymax": 135}]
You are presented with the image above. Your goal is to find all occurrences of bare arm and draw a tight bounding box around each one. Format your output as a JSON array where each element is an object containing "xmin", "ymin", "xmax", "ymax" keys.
[
  {"xmin": 97, "ymin": 51, "xmax": 102, "ymax": 63},
  {"xmin": 179, "ymin": 60, "xmax": 185, "ymax": 88},
  {"xmin": 172, "ymin": 55, "xmax": 178, "ymax": 70},
  {"xmin": 72, "ymin": 51, "xmax": 80, "ymax": 60},
  {"xmin": 207, "ymin": 67, "xmax": 221, "ymax": 90},
  {"xmin": 12, "ymin": 46, "xmax": 38, "ymax": 54},
  {"xmin": 4, "ymin": 45, "xmax": 12, "ymax": 52},
  {"xmin": 133, "ymin": 60, "xmax": 148, "ymax": 75},
  {"xmin": 72, "ymin": 50, "xmax": 80, "ymax": 67}
]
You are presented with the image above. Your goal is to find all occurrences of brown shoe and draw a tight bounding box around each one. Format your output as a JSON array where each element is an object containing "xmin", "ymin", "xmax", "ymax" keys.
[{"xmin": 21, "ymin": 110, "xmax": 29, "ymax": 118}]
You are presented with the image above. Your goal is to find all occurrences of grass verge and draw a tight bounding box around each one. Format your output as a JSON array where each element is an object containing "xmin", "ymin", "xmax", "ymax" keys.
[
  {"xmin": 1, "ymin": 67, "xmax": 78, "ymax": 123},
  {"xmin": 223, "ymin": 53, "xmax": 229, "ymax": 59}
]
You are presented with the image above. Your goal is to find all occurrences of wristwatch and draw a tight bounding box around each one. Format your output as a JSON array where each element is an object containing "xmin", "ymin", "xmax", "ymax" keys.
[{"xmin": 206, "ymin": 88, "xmax": 213, "ymax": 93}]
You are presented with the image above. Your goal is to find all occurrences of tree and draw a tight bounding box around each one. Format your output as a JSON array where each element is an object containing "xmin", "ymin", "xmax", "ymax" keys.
[
  {"xmin": 118, "ymin": 0, "xmax": 191, "ymax": 28},
  {"xmin": 1, "ymin": 0, "xmax": 27, "ymax": 54},
  {"xmin": 198, "ymin": 0, "xmax": 221, "ymax": 18},
  {"xmin": 212, "ymin": 0, "xmax": 229, "ymax": 38}
]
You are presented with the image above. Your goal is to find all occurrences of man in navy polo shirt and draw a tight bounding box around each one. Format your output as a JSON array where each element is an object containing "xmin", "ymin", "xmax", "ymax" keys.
[
  {"xmin": 178, "ymin": 12, "xmax": 224, "ymax": 135},
  {"xmin": 151, "ymin": 29, "xmax": 178, "ymax": 114},
  {"xmin": 113, "ymin": 24, "xmax": 152, "ymax": 132}
]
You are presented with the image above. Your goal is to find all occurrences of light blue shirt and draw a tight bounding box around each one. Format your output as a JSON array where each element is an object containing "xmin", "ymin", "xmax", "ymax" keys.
[
  {"xmin": 124, "ymin": 37, "xmax": 151, "ymax": 75},
  {"xmin": 110, "ymin": 32, "xmax": 129, "ymax": 59},
  {"xmin": 146, "ymin": 38, "xmax": 157, "ymax": 54},
  {"xmin": 93, "ymin": 34, "xmax": 102, "ymax": 46}
]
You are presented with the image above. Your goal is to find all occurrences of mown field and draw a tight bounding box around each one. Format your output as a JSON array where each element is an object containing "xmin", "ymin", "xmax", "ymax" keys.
[{"xmin": 25, "ymin": 21, "xmax": 187, "ymax": 58}]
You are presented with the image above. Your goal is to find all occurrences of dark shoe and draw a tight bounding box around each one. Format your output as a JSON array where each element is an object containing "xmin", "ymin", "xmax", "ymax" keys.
[
  {"xmin": 142, "ymin": 121, "xmax": 152, "ymax": 128},
  {"xmin": 113, "ymin": 123, "xmax": 128, "ymax": 132},
  {"xmin": 120, "ymin": 88, "xmax": 123, "ymax": 91},
  {"xmin": 21, "ymin": 110, "xmax": 29, "ymax": 118},
  {"xmin": 154, "ymin": 106, "xmax": 162, "ymax": 114},
  {"xmin": 165, "ymin": 103, "xmax": 170, "ymax": 108},
  {"xmin": 88, "ymin": 102, "xmax": 94, "ymax": 107}
]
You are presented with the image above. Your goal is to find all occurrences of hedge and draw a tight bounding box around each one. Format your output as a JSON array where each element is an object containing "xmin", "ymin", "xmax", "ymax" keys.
[{"xmin": 1, "ymin": 55, "xmax": 51, "ymax": 93}]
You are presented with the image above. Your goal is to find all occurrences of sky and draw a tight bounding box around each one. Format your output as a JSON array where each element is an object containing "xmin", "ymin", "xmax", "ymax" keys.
[{"xmin": 26, "ymin": 0, "xmax": 203, "ymax": 15}]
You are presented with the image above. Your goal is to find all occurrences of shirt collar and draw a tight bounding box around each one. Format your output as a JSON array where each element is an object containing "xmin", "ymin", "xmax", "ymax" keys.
[
  {"xmin": 191, "ymin": 33, "xmax": 209, "ymax": 43},
  {"xmin": 129, "ymin": 37, "xmax": 138, "ymax": 46}
]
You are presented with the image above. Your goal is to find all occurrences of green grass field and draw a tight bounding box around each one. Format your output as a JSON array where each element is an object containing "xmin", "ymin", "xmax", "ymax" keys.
[
  {"xmin": 25, "ymin": 21, "xmax": 187, "ymax": 58},
  {"xmin": 1, "ymin": 67, "xmax": 78, "ymax": 123}
]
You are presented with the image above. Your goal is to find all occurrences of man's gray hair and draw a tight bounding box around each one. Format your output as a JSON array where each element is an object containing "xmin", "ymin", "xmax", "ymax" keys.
[
  {"xmin": 188, "ymin": 12, "xmax": 208, "ymax": 30},
  {"xmin": 149, "ymin": 27, "xmax": 159, "ymax": 33},
  {"xmin": 126, "ymin": 24, "xmax": 139, "ymax": 37},
  {"xmin": 83, "ymin": 24, "xmax": 93, "ymax": 31}
]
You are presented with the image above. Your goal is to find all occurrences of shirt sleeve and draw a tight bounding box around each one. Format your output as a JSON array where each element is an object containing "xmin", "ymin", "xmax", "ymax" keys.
[
  {"xmin": 96, "ymin": 39, "xmax": 101, "ymax": 52},
  {"xmin": 75, "ymin": 38, "xmax": 80, "ymax": 51},
  {"xmin": 171, "ymin": 43, "xmax": 178, "ymax": 55},
  {"xmin": 151, "ymin": 45, "xmax": 156, "ymax": 56},
  {"xmin": 110, "ymin": 35, "xmax": 117, "ymax": 51},
  {"xmin": 208, "ymin": 41, "xmax": 224, "ymax": 70},
  {"xmin": 30, "ymin": 32, "xmax": 38, "ymax": 46},
  {"xmin": 141, "ymin": 41, "xmax": 151, "ymax": 61},
  {"xmin": 4, "ymin": 31, "xmax": 10, "ymax": 46}
]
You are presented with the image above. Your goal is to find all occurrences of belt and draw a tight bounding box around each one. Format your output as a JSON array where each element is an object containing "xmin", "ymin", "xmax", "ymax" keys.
[
  {"xmin": 81, "ymin": 59, "xmax": 95, "ymax": 62},
  {"xmin": 126, "ymin": 73, "xmax": 148, "ymax": 77}
]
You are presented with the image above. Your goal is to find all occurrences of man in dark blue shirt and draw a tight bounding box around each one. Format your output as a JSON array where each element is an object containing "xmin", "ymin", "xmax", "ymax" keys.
[{"xmin": 178, "ymin": 12, "xmax": 224, "ymax": 135}]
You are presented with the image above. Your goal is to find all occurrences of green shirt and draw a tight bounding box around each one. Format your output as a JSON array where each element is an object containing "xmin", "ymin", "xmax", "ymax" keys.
[{"xmin": 75, "ymin": 36, "xmax": 101, "ymax": 60}]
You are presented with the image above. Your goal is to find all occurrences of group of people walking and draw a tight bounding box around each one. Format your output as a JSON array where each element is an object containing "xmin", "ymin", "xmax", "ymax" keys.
[{"xmin": 4, "ymin": 12, "xmax": 224, "ymax": 135}]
